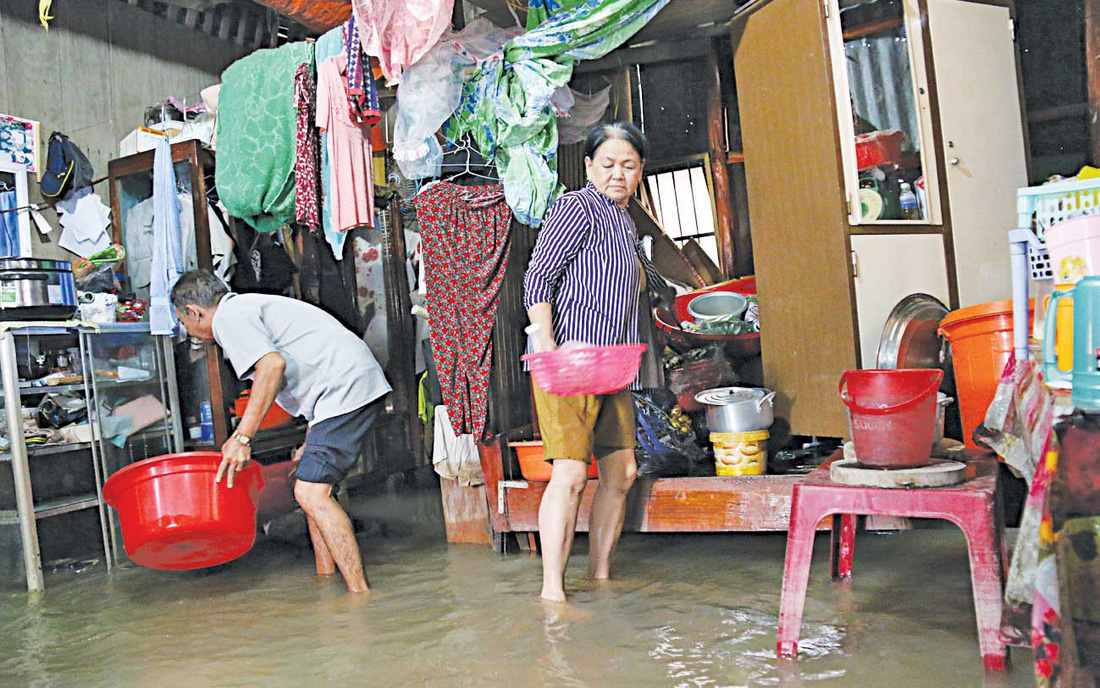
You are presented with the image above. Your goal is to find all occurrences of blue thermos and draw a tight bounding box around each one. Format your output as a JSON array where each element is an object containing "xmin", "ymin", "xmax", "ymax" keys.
[{"xmin": 1044, "ymin": 276, "xmax": 1100, "ymax": 410}]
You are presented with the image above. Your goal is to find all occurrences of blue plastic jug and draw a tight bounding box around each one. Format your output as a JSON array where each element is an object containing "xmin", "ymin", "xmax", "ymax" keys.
[{"xmin": 1044, "ymin": 276, "xmax": 1100, "ymax": 409}]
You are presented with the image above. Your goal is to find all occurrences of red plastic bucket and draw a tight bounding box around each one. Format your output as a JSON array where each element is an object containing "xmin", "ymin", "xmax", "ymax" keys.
[
  {"xmin": 103, "ymin": 452, "xmax": 264, "ymax": 570},
  {"xmin": 839, "ymin": 369, "xmax": 944, "ymax": 469}
]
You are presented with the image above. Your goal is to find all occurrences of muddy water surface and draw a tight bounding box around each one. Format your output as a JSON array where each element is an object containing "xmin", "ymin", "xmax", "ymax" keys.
[{"xmin": 0, "ymin": 488, "xmax": 1034, "ymax": 687}]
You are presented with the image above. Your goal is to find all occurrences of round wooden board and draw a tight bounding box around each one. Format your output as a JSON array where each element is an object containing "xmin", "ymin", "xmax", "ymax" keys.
[{"xmin": 829, "ymin": 457, "xmax": 967, "ymax": 488}]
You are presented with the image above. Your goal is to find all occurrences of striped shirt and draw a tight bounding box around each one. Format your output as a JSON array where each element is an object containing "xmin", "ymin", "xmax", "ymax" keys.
[{"xmin": 524, "ymin": 182, "xmax": 666, "ymax": 355}]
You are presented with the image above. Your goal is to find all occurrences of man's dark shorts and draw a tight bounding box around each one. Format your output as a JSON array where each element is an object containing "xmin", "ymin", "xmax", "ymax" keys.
[{"xmin": 295, "ymin": 400, "xmax": 384, "ymax": 485}]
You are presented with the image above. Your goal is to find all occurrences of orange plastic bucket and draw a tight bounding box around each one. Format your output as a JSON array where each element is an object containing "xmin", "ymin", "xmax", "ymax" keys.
[{"xmin": 939, "ymin": 300, "xmax": 1033, "ymax": 448}]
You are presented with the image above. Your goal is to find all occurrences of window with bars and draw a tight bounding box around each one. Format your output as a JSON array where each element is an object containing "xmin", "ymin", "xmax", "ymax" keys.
[{"xmin": 643, "ymin": 161, "xmax": 719, "ymax": 266}]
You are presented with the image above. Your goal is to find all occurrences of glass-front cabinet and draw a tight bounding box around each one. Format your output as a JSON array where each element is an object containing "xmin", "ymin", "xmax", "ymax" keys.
[{"xmin": 826, "ymin": 0, "xmax": 942, "ymax": 225}]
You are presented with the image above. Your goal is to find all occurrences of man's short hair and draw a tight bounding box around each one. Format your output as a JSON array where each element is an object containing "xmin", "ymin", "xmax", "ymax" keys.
[{"xmin": 171, "ymin": 270, "xmax": 229, "ymax": 311}]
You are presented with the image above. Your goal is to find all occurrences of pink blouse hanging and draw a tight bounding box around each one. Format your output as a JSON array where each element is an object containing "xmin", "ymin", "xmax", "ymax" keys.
[{"xmin": 351, "ymin": 0, "xmax": 455, "ymax": 85}]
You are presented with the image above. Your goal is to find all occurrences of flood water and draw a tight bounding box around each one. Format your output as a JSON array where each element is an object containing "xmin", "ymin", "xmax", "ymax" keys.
[{"xmin": 0, "ymin": 484, "xmax": 1034, "ymax": 688}]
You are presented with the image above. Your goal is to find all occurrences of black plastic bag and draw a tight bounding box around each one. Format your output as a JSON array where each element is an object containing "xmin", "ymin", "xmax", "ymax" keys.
[{"xmin": 633, "ymin": 391, "xmax": 712, "ymax": 478}]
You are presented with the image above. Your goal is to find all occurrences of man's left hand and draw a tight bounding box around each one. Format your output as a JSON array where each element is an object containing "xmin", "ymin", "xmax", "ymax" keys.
[{"xmin": 217, "ymin": 436, "xmax": 252, "ymax": 488}]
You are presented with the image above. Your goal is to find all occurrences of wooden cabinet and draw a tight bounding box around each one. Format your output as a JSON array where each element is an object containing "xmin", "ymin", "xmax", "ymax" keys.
[
  {"xmin": 732, "ymin": 0, "xmax": 1026, "ymax": 437},
  {"xmin": 850, "ymin": 234, "xmax": 951, "ymax": 368},
  {"xmin": 107, "ymin": 140, "xmax": 236, "ymax": 447}
]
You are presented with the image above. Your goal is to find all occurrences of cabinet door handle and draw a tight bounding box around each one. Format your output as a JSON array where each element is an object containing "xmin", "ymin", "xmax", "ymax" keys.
[{"xmin": 950, "ymin": 157, "xmax": 960, "ymax": 166}]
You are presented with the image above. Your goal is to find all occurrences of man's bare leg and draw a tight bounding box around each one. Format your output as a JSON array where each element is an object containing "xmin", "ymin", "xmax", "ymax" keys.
[
  {"xmin": 295, "ymin": 481, "xmax": 369, "ymax": 593},
  {"xmin": 306, "ymin": 515, "xmax": 336, "ymax": 576}
]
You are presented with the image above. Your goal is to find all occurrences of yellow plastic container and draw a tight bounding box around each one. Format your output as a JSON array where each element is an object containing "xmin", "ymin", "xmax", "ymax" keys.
[
  {"xmin": 1044, "ymin": 287, "xmax": 1075, "ymax": 372},
  {"xmin": 711, "ymin": 430, "xmax": 769, "ymax": 476}
]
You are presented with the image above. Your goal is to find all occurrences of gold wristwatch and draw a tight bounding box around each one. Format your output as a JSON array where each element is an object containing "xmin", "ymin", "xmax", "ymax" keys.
[{"xmin": 231, "ymin": 432, "xmax": 252, "ymax": 447}]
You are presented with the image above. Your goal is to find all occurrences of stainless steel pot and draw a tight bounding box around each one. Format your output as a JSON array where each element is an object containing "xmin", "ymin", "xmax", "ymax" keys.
[
  {"xmin": 695, "ymin": 386, "xmax": 776, "ymax": 433},
  {"xmin": 0, "ymin": 259, "xmax": 78, "ymax": 321},
  {"xmin": 934, "ymin": 393, "xmax": 953, "ymax": 444}
]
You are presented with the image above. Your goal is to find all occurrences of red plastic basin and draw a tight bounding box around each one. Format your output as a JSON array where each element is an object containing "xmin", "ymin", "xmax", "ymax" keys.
[{"xmin": 103, "ymin": 452, "xmax": 264, "ymax": 570}]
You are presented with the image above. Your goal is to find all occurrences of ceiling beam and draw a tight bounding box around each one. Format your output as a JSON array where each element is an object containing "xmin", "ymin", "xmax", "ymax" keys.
[{"xmin": 575, "ymin": 37, "xmax": 714, "ymax": 74}]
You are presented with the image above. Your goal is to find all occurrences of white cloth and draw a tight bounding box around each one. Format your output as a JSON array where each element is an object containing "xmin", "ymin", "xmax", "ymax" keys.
[
  {"xmin": 149, "ymin": 137, "xmax": 184, "ymax": 335},
  {"xmin": 432, "ymin": 406, "xmax": 482, "ymax": 486},
  {"xmin": 212, "ymin": 292, "xmax": 391, "ymax": 424},
  {"xmin": 55, "ymin": 187, "xmax": 111, "ymax": 257},
  {"xmin": 125, "ymin": 194, "xmax": 235, "ymax": 297}
]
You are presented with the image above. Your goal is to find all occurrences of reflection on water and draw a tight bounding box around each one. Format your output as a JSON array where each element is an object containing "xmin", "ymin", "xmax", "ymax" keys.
[{"xmin": 0, "ymin": 488, "xmax": 1033, "ymax": 688}]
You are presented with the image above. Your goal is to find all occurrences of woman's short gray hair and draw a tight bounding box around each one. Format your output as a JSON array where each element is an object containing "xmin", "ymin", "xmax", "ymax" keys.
[
  {"xmin": 171, "ymin": 270, "xmax": 228, "ymax": 311},
  {"xmin": 584, "ymin": 122, "xmax": 648, "ymax": 162}
]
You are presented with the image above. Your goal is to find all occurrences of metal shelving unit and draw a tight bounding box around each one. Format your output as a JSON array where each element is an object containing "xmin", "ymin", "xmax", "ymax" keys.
[{"xmin": 1, "ymin": 322, "xmax": 182, "ymax": 591}]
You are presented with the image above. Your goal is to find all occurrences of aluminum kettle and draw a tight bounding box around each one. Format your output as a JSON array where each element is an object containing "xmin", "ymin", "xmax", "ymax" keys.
[{"xmin": 1044, "ymin": 276, "xmax": 1100, "ymax": 410}]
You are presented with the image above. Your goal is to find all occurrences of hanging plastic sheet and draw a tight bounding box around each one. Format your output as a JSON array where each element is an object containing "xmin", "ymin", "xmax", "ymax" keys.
[
  {"xmin": 391, "ymin": 19, "xmax": 521, "ymax": 180},
  {"xmin": 557, "ymin": 86, "xmax": 611, "ymax": 145},
  {"xmin": 449, "ymin": 0, "xmax": 670, "ymax": 227},
  {"xmin": 351, "ymin": 0, "xmax": 455, "ymax": 85}
]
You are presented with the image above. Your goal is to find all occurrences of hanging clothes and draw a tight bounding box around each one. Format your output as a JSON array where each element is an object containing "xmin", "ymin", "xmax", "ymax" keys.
[
  {"xmin": 216, "ymin": 41, "xmax": 313, "ymax": 234},
  {"xmin": 317, "ymin": 55, "xmax": 375, "ymax": 234},
  {"xmin": 415, "ymin": 181, "xmax": 512, "ymax": 439},
  {"xmin": 229, "ymin": 223, "xmax": 298, "ymax": 295},
  {"xmin": 448, "ymin": 0, "xmax": 669, "ymax": 227},
  {"xmin": 0, "ymin": 190, "xmax": 21, "ymax": 257},
  {"xmin": 342, "ymin": 16, "xmax": 382, "ymax": 125},
  {"xmin": 351, "ymin": 0, "xmax": 454, "ymax": 85},
  {"xmin": 294, "ymin": 62, "xmax": 322, "ymax": 232},
  {"xmin": 433, "ymin": 406, "xmax": 483, "ymax": 486},
  {"xmin": 314, "ymin": 25, "xmax": 348, "ymax": 260},
  {"xmin": 149, "ymin": 137, "xmax": 185, "ymax": 335}
]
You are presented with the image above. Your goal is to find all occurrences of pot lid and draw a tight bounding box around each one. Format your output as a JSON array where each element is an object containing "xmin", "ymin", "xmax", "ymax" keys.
[
  {"xmin": 876, "ymin": 294, "xmax": 949, "ymax": 371},
  {"xmin": 695, "ymin": 386, "xmax": 770, "ymax": 406}
]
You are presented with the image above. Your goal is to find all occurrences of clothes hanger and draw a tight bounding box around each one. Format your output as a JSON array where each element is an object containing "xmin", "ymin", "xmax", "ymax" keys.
[{"xmin": 439, "ymin": 133, "xmax": 499, "ymax": 182}]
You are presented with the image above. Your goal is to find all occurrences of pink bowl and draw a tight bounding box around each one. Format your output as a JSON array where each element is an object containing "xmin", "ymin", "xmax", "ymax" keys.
[{"xmin": 523, "ymin": 343, "xmax": 647, "ymax": 396}]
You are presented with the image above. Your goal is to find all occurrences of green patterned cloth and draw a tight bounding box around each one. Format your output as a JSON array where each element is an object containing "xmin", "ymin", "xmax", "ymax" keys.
[
  {"xmin": 216, "ymin": 42, "xmax": 314, "ymax": 234},
  {"xmin": 449, "ymin": 0, "xmax": 668, "ymax": 227}
]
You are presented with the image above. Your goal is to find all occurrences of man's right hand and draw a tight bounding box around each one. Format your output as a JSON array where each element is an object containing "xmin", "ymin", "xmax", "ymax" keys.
[{"xmin": 217, "ymin": 435, "xmax": 252, "ymax": 488}]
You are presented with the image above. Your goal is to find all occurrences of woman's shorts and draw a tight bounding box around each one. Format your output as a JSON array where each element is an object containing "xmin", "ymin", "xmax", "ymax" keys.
[{"xmin": 532, "ymin": 385, "xmax": 635, "ymax": 463}]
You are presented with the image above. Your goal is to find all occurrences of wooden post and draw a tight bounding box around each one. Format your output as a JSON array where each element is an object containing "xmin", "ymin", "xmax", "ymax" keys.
[{"xmin": 706, "ymin": 50, "xmax": 737, "ymax": 278}]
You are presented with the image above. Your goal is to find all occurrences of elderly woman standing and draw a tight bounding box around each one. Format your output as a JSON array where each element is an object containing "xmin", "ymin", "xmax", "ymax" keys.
[{"xmin": 524, "ymin": 122, "xmax": 667, "ymax": 602}]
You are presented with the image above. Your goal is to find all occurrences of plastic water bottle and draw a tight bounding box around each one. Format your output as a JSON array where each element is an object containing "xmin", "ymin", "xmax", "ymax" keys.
[
  {"xmin": 199, "ymin": 401, "xmax": 214, "ymax": 443},
  {"xmin": 899, "ymin": 182, "xmax": 919, "ymax": 220}
]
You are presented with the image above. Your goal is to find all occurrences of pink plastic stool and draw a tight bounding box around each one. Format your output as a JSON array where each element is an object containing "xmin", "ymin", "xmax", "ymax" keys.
[{"xmin": 776, "ymin": 450, "xmax": 1009, "ymax": 671}]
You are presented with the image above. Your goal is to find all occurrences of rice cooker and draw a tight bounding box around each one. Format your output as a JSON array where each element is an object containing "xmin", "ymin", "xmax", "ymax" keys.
[{"xmin": 0, "ymin": 259, "xmax": 78, "ymax": 321}]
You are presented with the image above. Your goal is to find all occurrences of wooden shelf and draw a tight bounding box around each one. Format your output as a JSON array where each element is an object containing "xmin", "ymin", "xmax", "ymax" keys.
[
  {"xmin": 497, "ymin": 474, "xmax": 805, "ymax": 533},
  {"xmin": 477, "ymin": 435, "xmax": 820, "ymax": 539}
]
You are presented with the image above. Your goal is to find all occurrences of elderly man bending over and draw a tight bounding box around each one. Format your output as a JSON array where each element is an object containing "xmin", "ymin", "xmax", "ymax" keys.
[{"xmin": 171, "ymin": 270, "xmax": 390, "ymax": 593}]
